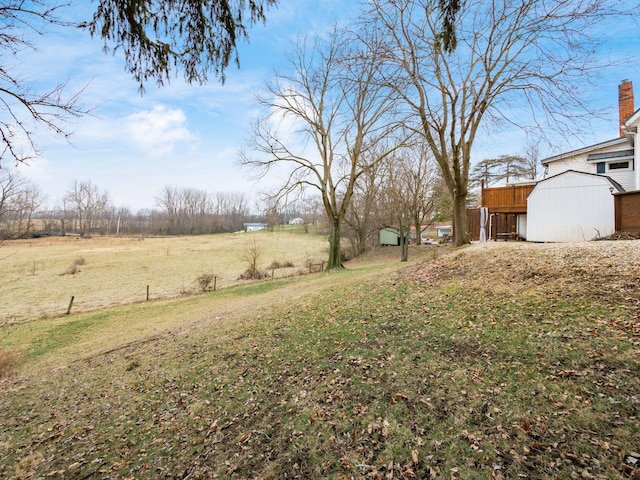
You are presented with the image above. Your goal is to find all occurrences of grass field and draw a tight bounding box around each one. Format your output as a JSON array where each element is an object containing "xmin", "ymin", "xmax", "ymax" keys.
[
  {"xmin": 0, "ymin": 240, "xmax": 638, "ymax": 479},
  {"xmin": 0, "ymin": 228, "xmax": 329, "ymax": 324}
]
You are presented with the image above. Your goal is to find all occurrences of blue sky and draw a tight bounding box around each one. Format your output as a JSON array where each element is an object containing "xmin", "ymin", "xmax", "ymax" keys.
[{"xmin": 13, "ymin": 0, "xmax": 640, "ymax": 211}]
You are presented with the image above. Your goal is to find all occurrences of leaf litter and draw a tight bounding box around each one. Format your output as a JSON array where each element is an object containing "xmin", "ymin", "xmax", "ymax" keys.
[{"xmin": 0, "ymin": 241, "xmax": 638, "ymax": 479}]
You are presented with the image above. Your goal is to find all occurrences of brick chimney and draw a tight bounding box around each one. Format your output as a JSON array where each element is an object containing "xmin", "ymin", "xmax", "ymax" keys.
[{"xmin": 619, "ymin": 79, "xmax": 634, "ymax": 136}]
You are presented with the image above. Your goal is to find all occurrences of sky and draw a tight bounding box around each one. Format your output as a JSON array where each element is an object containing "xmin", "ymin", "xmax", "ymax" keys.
[{"xmin": 10, "ymin": 0, "xmax": 640, "ymax": 211}]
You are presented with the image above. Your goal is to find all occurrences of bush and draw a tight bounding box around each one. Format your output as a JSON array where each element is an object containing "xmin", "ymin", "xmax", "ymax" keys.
[
  {"xmin": 238, "ymin": 268, "xmax": 267, "ymax": 280},
  {"xmin": 64, "ymin": 257, "xmax": 86, "ymax": 275},
  {"xmin": 268, "ymin": 260, "xmax": 295, "ymax": 270},
  {"xmin": 196, "ymin": 273, "xmax": 215, "ymax": 292}
]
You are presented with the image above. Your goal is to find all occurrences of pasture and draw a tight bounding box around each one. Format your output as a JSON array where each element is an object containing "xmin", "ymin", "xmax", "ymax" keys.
[{"xmin": 0, "ymin": 229, "xmax": 329, "ymax": 325}]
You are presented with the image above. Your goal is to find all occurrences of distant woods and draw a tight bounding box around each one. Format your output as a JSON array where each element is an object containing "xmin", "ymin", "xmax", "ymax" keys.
[{"xmin": 0, "ymin": 172, "xmax": 318, "ymax": 239}]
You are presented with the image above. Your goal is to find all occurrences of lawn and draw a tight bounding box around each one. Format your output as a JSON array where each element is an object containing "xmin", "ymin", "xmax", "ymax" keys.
[{"xmin": 0, "ymin": 240, "xmax": 638, "ymax": 479}]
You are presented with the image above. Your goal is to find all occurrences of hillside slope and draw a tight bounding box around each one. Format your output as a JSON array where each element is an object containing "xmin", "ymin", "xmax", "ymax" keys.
[{"xmin": 1, "ymin": 242, "xmax": 638, "ymax": 479}]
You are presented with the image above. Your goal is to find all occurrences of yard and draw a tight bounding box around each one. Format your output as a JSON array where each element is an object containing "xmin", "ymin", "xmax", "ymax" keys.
[{"xmin": 0, "ymin": 240, "xmax": 638, "ymax": 479}]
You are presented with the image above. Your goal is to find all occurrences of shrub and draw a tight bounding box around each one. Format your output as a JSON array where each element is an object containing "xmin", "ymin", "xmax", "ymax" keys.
[
  {"xmin": 238, "ymin": 268, "xmax": 267, "ymax": 280},
  {"xmin": 196, "ymin": 273, "xmax": 215, "ymax": 292},
  {"xmin": 64, "ymin": 257, "xmax": 86, "ymax": 275},
  {"xmin": 268, "ymin": 260, "xmax": 295, "ymax": 270}
]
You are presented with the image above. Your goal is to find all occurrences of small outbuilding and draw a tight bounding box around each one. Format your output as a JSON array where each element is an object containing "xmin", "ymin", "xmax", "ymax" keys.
[
  {"xmin": 379, "ymin": 226, "xmax": 401, "ymax": 246},
  {"xmin": 527, "ymin": 170, "xmax": 623, "ymax": 242}
]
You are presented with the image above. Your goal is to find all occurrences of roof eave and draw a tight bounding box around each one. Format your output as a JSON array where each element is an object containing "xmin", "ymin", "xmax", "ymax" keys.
[{"xmin": 541, "ymin": 137, "xmax": 629, "ymax": 165}]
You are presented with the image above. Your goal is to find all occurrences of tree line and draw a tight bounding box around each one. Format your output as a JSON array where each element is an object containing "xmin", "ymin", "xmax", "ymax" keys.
[{"xmin": 0, "ymin": 170, "xmax": 278, "ymax": 239}]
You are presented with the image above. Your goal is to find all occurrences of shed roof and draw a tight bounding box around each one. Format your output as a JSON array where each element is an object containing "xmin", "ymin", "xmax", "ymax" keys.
[{"xmin": 532, "ymin": 169, "xmax": 625, "ymax": 192}]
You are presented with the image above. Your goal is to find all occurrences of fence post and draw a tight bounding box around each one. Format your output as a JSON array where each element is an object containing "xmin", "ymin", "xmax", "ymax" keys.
[
  {"xmin": 146, "ymin": 285, "xmax": 149, "ymax": 301},
  {"xmin": 66, "ymin": 296, "xmax": 75, "ymax": 315},
  {"xmin": 213, "ymin": 276, "xmax": 217, "ymax": 291}
]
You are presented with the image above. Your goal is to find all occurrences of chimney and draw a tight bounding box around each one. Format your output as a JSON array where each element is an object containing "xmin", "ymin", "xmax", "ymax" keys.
[{"xmin": 619, "ymin": 79, "xmax": 634, "ymax": 137}]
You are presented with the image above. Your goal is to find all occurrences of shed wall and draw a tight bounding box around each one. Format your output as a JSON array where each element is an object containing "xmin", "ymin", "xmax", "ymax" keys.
[{"xmin": 527, "ymin": 172, "xmax": 616, "ymax": 242}]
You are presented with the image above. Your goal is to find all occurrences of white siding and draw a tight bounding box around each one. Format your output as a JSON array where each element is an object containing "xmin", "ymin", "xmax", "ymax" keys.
[
  {"xmin": 527, "ymin": 172, "xmax": 616, "ymax": 242},
  {"xmin": 517, "ymin": 214, "xmax": 527, "ymax": 240},
  {"xmin": 607, "ymin": 169, "xmax": 635, "ymax": 191},
  {"xmin": 546, "ymin": 152, "xmax": 591, "ymax": 177},
  {"xmin": 545, "ymin": 141, "xmax": 635, "ymax": 189}
]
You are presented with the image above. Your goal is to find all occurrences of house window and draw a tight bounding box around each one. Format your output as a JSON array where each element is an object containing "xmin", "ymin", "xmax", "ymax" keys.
[
  {"xmin": 597, "ymin": 162, "xmax": 605, "ymax": 173},
  {"xmin": 608, "ymin": 161, "xmax": 631, "ymax": 171}
]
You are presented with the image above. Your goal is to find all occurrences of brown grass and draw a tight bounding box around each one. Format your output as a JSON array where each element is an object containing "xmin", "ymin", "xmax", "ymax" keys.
[
  {"xmin": 0, "ymin": 230, "xmax": 329, "ymax": 324},
  {"xmin": 0, "ymin": 241, "xmax": 637, "ymax": 479}
]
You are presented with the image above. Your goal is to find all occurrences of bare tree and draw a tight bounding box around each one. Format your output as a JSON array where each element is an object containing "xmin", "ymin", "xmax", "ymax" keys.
[
  {"xmin": 369, "ymin": 0, "xmax": 632, "ymax": 246},
  {"xmin": 379, "ymin": 157, "xmax": 411, "ymax": 262},
  {"xmin": 0, "ymin": 168, "xmax": 29, "ymax": 239},
  {"xmin": 0, "ymin": 168, "xmax": 25, "ymax": 222},
  {"xmin": 4, "ymin": 184, "xmax": 45, "ymax": 238},
  {"xmin": 397, "ymin": 144, "xmax": 440, "ymax": 246},
  {"xmin": 344, "ymin": 151, "xmax": 386, "ymax": 257},
  {"xmin": 523, "ymin": 138, "xmax": 542, "ymax": 180},
  {"xmin": 240, "ymin": 237, "xmax": 264, "ymax": 279},
  {"xmin": 63, "ymin": 180, "xmax": 111, "ymax": 237},
  {"xmin": 0, "ymin": 2, "xmax": 88, "ymax": 166},
  {"xmin": 243, "ymin": 29, "xmax": 401, "ymax": 269}
]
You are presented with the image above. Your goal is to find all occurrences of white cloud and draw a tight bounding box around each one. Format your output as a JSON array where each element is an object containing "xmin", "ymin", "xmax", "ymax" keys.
[{"xmin": 124, "ymin": 106, "xmax": 195, "ymax": 157}]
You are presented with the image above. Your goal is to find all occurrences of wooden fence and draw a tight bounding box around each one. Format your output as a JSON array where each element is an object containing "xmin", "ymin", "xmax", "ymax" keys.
[{"xmin": 467, "ymin": 209, "xmax": 519, "ymax": 241}]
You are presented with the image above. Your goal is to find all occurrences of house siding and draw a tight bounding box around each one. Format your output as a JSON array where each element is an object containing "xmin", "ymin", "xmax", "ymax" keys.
[
  {"xmin": 545, "ymin": 140, "xmax": 636, "ymax": 190},
  {"xmin": 607, "ymin": 169, "xmax": 635, "ymax": 191},
  {"xmin": 546, "ymin": 152, "xmax": 591, "ymax": 176},
  {"xmin": 527, "ymin": 171, "xmax": 617, "ymax": 242}
]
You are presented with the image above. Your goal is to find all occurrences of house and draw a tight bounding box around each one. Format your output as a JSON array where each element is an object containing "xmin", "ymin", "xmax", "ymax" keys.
[
  {"xmin": 542, "ymin": 79, "xmax": 640, "ymax": 192},
  {"xmin": 288, "ymin": 217, "xmax": 304, "ymax": 225},
  {"xmin": 476, "ymin": 182, "xmax": 536, "ymax": 240},
  {"xmin": 435, "ymin": 225, "xmax": 452, "ymax": 238},
  {"xmin": 476, "ymin": 79, "xmax": 640, "ymax": 241}
]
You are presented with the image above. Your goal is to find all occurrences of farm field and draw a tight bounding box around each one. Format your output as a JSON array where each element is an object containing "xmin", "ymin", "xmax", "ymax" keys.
[
  {"xmin": 0, "ymin": 240, "xmax": 639, "ymax": 479},
  {"xmin": 0, "ymin": 229, "xmax": 329, "ymax": 324}
]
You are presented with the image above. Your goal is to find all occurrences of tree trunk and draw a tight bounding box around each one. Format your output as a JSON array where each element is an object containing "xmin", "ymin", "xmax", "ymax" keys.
[
  {"xmin": 327, "ymin": 217, "xmax": 344, "ymax": 269},
  {"xmin": 414, "ymin": 217, "xmax": 422, "ymax": 246},
  {"xmin": 400, "ymin": 229, "xmax": 408, "ymax": 262},
  {"xmin": 453, "ymin": 192, "xmax": 470, "ymax": 247}
]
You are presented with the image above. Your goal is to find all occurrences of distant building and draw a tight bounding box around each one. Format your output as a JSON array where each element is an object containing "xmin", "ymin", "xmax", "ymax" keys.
[
  {"xmin": 243, "ymin": 223, "xmax": 268, "ymax": 232},
  {"xmin": 288, "ymin": 217, "xmax": 304, "ymax": 225},
  {"xmin": 379, "ymin": 226, "xmax": 401, "ymax": 246}
]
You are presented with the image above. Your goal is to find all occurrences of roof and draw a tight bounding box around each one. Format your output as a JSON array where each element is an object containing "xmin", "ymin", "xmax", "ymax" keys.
[
  {"xmin": 623, "ymin": 106, "xmax": 640, "ymax": 128},
  {"xmin": 541, "ymin": 137, "xmax": 629, "ymax": 165},
  {"xmin": 533, "ymin": 169, "xmax": 625, "ymax": 192}
]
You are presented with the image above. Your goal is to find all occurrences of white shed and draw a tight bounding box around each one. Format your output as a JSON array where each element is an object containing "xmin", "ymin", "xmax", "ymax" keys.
[{"xmin": 527, "ymin": 170, "xmax": 623, "ymax": 242}]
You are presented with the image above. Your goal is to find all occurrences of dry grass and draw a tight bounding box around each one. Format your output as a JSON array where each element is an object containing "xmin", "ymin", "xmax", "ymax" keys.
[
  {"xmin": 0, "ymin": 230, "xmax": 329, "ymax": 324},
  {"xmin": 1, "ymin": 241, "xmax": 636, "ymax": 479}
]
